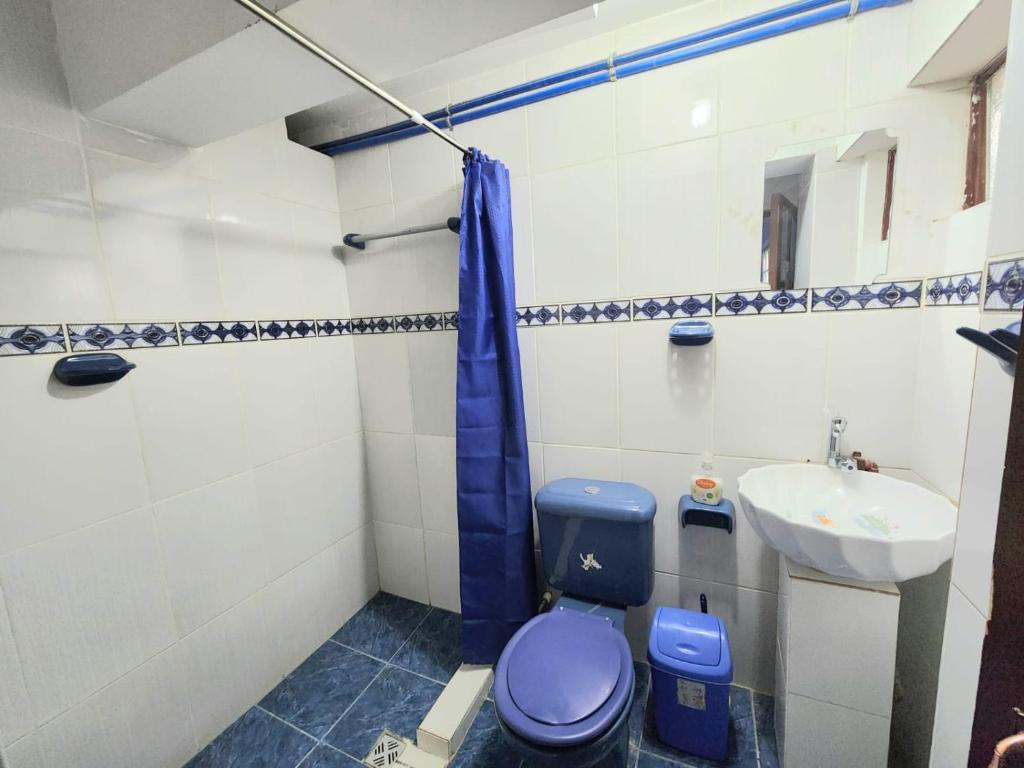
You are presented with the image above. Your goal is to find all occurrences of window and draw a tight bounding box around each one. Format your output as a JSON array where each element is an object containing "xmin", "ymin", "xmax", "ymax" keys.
[{"xmin": 964, "ymin": 54, "xmax": 1007, "ymax": 208}]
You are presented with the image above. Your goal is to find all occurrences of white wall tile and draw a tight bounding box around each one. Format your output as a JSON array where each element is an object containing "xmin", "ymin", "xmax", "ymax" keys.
[
  {"xmin": 714, "ymin": 314, "xmax": 828, "ymax": 462},
  {"xmin": 617, "ymin": 137, "xmax": 719, "ymax": 296},
  {"xmin": 618, "ymin": 321, "xmax": 714, "ymax": 454},
  {"xmin": 931, "ymin": 585, "xmax": 987, "ymax": 766},
  {"xmin": 286, "ymin": 203, "xmax": 351, "ymax": 319},
  {"xmin": 336, "ymin": 144, "xmax": 392, "ymax": 212},
  {"xmin": 339, "ymin": 204, "xmax": 416, "ymax": 317},
  {"xmin": 718, "ymin": 22, "xmax": 847, "ymax": 133},
  {"xmin": 527, "ymin": 86, "xmax": 615, "ymax": 174},
  {"xmin": 354, "ymin": 335, "xmax": 415, "ymax": 433},
  {"xmin": 0, "ymin": 586, "xmax": 33, "ymax": 746},
  {"xmin": 365, "ymin": 431, "xmax": 423, "ymax": 529},
  {"xmin": 373, "ymin": 521, "xmax": 429, "ymax": 604},
  {"xmin": 185, "ymin": 122, "xmax": 285, "ymax": 197},
  {"xmin": 542, "ymin": 445, "xmax": 621, "ymax": 483},
  {"xmin": 783, "ymin": 692, "xmax": 891, "ymax": 768},
  {"xmin": 389, "ymin": 132, "xmax": 458, "ymax": 203},
  {"xmin": 0, "ymin": 356, "xmax": 148, "ymax": 556},
  {"xmin": 35, "ymin": 646, "xmax": 196, "ymax": 768},
  {"xmin": 826, "ymin": 310, "xmax": 921, "ymax": 469},
  {"xmin": 846, "ymin": 3, "xmax": 916, "ymax": 108},
  {"xmin": 87, "ymin": 151, "xmax": 222, "ymax": 320},
  {"xmin": 278, "ymin": 140, "xmax": 338, "ymax": 212},
  {"xmin": 310, "ymin": 336, "xmax": 363, "ymax": 443},
  {"xmin": 788, "ymin": 576, "xmax": 899, "ymax": 717},
  {"xmin": 407, "ymin": 331, "xmax": 457, "ymax": 437},
  {"xmin": 322, "ymin": 433, "xmax": 370, "ymax": 539},
  {"xmin": 337, "ymin": 525, "xmax": 380, "ymax": 622},
  {"xmin": 253, "ymin": 449, "xmax": 336, "ymax": 581},
  {"xmin": 452, "ymin": 110, "xmax": 530, "ymax": 179},
  {"xmin": 531, "ymin": 160, "xmax": 618, "ymax": 303},
  {"xmin": 510, "ymin": 176, "xmax": 536, "ymax": 307},
  {"xmin": 911, "ymin": 308, "xmax": 977, "ymax": 500},
  {"xmin": 237, "ymin": 339, "xmax": 319, "ymax": 467},
  {"xmin": 537, "ymin": 325, "xmax": 619, "ymax": 448},
  {"xmin": 416, "ymin": 435, "xmax": 457, "ymax": 535},
  {"xmin": 208, "ymin": 182, "xmax": 306, "ymax": 319},
  {"xmin": 0, "ymin": 127, "xmax": 109, "ymax": 320},
  {"xmin": 424, "ymin": 530, "xmax": 461, "ymax": 613},
  {"xmin": 396, "ymin": 190, "xmax": 461, "ymax": 313},
  {"xmin": 0, "ymin": 509, "xmax": 177, "ymax": 722},
  {"xmin": 620, "ymin": 451, "xmax": 779, "ymax": 592},
  {"xmin": 950, "ymin": 316, "xmax": 1015, "ymax": 616},
  {"xmin": 127, "ymin": 345, "xmax": 249, "ymax": 502},
  {"xmin": 154, "ymin": 473, "xmax": 268, "ymax": 637},
  {"xmin": 263, "ymin": 540, "xmax": 352, "ymax": 675},
  {"xmin": 181, "ymin": 594, "xmax": 279, "ymax": 749},
  {"xmin": 615, "ymin": 59, "xmax": 719, "ymax": 155}
]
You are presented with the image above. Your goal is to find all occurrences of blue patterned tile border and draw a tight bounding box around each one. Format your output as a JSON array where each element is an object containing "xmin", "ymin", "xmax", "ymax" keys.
[
  {"xmin": 317, "ymin": 319, "xmax": 351, "ymax": 337},
  {"xmin": 632, "ymin": 294, "xmax": 713, "ymax": 320},
  {"xmin": 350, "ymin": 316, "xmax": 395, "ymax": 334},
  {"xmin": 68, "ymin": 322, "xmax": 178, "ymax": 351},
  {"xmin": 516, "ymin": 305, "xmax": 560, "ymax": 327},
  {"xmin": 714, "ymin": 289, "xmax": 807, "ymax": 316},
  {"xmin": 180, "ymin": 321, "xmax": 258, "ymax": 345},
  {"xmin": 0, "ymin": 324, "xmax": 66, "ymax": 356},
  {"xmin": 811, "ymin": 281, "xmax": 922, "ymax": 311},
  {"xmin": 395, "ymin": 313, "xmax": 446, "ymax": 332},
  {"xmin": 984, "ymin": 258, "xmax": 1024, "ymax": 311},
  {"xmin": 926, "ymin": 272, "xmax": 982, "ymax": 306},
  {"xmin": 443, "ymin": 311, "xmax": 458, "ymax": 330},
  {"xmin": 561, "ymin": 300, "xmax": 631, "ymax": 324},
  {"xmin": 258, "ymin": 320, "xmax": 315, "ymax": 340}
]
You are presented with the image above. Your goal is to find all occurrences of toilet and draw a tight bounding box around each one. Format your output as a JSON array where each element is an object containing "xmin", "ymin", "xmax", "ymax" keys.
[{"xmin": 494, "ymin": 478, "xmax": 656, "ymax": 767}]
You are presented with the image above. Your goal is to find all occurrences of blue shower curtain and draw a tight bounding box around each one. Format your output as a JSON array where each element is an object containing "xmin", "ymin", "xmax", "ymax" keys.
[{"xmin": 456, "ymin": 149, "xmax": 536, "ymax": 664}]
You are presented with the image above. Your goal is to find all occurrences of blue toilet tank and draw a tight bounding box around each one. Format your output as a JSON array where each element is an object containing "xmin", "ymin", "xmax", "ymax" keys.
[{"xmin": 536, "ymin": 478, "xmax": 656, "ymax": 606}]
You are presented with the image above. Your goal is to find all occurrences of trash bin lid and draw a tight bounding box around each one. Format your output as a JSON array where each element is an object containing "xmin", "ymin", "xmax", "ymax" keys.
[{"xmin": 647, "ymin": 607, "xmax": 733, "ymax": 685}]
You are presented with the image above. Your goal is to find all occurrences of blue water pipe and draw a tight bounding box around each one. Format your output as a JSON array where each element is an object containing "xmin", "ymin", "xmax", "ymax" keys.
[{"xmin": 315, "ymin": 0, "xmax": 907, "ymax": 156}]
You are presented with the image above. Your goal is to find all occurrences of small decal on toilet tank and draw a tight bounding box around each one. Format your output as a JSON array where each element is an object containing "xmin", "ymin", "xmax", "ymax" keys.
[
  {"xmin": 579, "ymin": 553, "xmax": 603, "ymax": 571},
  {"xmin": 676, "ymin": 679, "xmax": 707, "ymax": 710}
]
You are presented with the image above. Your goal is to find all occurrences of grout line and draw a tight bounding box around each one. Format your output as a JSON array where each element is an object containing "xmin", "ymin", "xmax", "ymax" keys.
[
  {"xmin": 256, "ymin": 703, "xmax": 320, "ymax": 742},
  {"xmin": 388, "ymin": 607, "xmax": 435, "ymax": 664}
]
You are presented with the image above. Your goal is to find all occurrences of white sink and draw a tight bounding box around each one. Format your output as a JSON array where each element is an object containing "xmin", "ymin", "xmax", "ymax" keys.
[{"xmin": 737, "ymin": 464, "xmax": 956, "ymax": 582}]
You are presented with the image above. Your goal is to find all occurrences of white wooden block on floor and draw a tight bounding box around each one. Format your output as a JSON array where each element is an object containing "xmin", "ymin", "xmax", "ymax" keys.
[{"xmin": 417, "ymin": 663, "xmax": 494, "ymax": 760}]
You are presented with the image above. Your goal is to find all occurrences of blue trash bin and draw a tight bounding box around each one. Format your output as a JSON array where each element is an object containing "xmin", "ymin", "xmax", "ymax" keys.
[{"xmin": 647, "ymin": 607, "xmax": 733, "ymax": 761}]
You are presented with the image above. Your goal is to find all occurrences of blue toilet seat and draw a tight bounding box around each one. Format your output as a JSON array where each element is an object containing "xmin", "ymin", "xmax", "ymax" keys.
[{"xmin": 494, "ymin": 609, "xmax": 634, "ymax": 748}]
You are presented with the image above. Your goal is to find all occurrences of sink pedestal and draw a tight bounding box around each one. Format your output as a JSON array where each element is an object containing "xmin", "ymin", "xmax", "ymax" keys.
[{"xmin": 775, "ymin": 557, "xmax": 900, "ymax": 767}]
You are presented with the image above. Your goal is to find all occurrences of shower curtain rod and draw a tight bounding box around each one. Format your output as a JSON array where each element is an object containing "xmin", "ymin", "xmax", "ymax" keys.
[
  {"xmin": 342, "ymin": 217, "xmax": 461, "ymax": 250},
  {"xmin": 230, "ymin": 0, "xmax": 470, "ymax": 156}
]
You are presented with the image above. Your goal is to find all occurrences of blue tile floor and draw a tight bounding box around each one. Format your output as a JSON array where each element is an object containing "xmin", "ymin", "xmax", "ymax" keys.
[{"xmin": 185, "ymin": 593, "xmax": 778, "ymax": 768}]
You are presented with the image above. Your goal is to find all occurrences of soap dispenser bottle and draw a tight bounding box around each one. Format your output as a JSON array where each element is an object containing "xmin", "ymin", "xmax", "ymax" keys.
[{"xmin": 691, "ymin": 453, "xmax": 723, "ymax": 506}]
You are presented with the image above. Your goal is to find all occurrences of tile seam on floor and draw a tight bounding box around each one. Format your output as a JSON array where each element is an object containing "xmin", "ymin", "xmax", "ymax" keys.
[
  {"xmin": 318, "ymin": 664, "xmax": 389, "ymax": 758},
  {"xmin": 328, "ymin": 637, "xmax": 450, "ymax": 687},
  {"xmin": 387, "ymin": 606, "xmax": 436, "ymax": 664}
]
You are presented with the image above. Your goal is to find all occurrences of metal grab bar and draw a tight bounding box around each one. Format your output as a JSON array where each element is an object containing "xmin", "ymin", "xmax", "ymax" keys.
[{"xmin": 342, "ymin": 217, "xmax": 461, "ymax": 250}]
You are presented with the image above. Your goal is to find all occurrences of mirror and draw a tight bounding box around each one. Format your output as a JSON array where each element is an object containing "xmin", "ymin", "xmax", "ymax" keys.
[{"xmin": 759, "ymin": 129, "xmax": 897, "ymax": 289}]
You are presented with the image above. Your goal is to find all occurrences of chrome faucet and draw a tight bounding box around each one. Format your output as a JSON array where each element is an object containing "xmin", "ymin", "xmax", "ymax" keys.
[{"xmin": 827, "ymin": 416, "xmax": 857, "ymax": 473}]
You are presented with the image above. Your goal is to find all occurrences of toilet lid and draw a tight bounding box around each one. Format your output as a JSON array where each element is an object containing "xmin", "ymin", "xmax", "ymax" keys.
[{"xmin": 506, "ymin": 610, "xmax": 623, "ymax": 726}]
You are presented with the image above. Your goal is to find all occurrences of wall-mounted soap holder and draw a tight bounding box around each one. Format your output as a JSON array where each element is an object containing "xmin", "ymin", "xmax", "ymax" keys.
[
  {"xmin": 956, "ymin": 321, "xmax": 1019, "ymax": 377},
  {"xmin": 679, "ymin": 494, "xmax": 734, "ymax": 534},
  {"xmin": 669, "ymin": 320, "xmax": 714, "ymax": 346},
  {"xmin": 53, "ymin": 353, "xmax": 135, "ymax": 386}
]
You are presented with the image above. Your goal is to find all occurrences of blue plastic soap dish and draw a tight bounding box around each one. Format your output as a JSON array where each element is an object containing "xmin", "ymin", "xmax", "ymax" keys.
[
  {"xmin": 679, "ymin": 495, "xmax": 734, "ymax": 534},
  {"xmin": 668, "ymin": 320, "xmax": 714, "ymax": 346}
]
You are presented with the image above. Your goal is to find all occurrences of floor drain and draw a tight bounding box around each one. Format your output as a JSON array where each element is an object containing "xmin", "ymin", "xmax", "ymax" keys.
[{"xmin": 364, "ymin": 731, "xmax": 406, "ymax": 767}]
